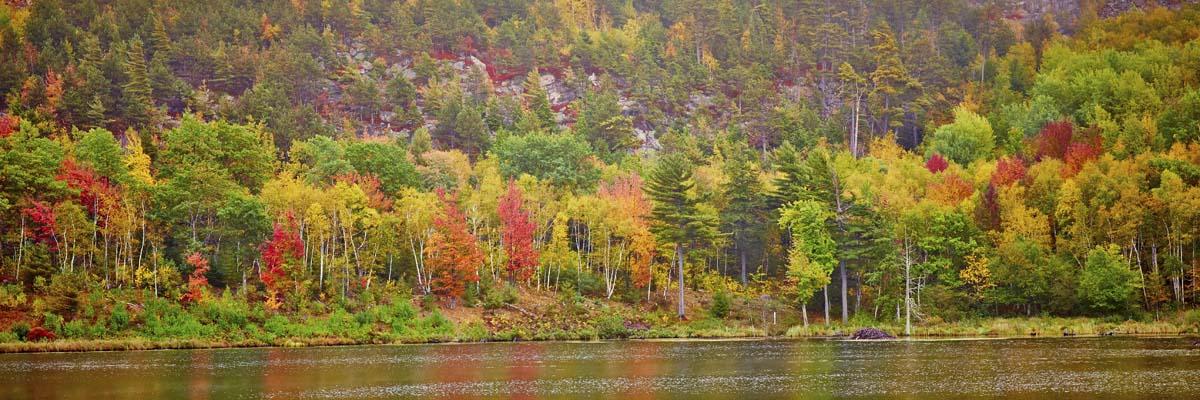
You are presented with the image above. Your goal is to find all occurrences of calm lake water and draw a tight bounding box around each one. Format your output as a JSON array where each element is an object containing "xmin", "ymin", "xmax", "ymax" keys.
[{"xmin": 0, "ymin": 337, "xmax": 1198, "ymax": 399}]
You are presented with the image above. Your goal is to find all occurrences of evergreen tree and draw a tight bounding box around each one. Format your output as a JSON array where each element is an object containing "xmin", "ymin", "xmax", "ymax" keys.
[
  {"xmin": 122, "ymin": 35, "xmax": 155, "ymax": 129},
  {"xmin": 647, "ymin": 153, "xmax": 718, "ymax": 319}
]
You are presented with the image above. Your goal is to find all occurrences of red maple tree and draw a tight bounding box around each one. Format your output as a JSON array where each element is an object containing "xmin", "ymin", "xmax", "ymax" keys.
[
  {"xmin": 925, "ymin": 153, "xmax": 949, "ymax": 173},
  {"xmin": 260, "ymin": 212, "xmax": 304, "ymax": 309},
  {"xmin": 0, "ymin": 114, "xmax": 17, "ymax": 138},
  {"xmin": 498, "ymin": 181, "xmax": 539, "ymax": 282},
  {"xmin": 22, "ymin": 200, "xmax": 58, "ymax": 252},
  {"xmin": 181, "ymin": 252, "xmax": 211, "ymax": 304},
  {"xmin": 1063, "ymin": 136, "xmax": 1103, "ymax": 176},
  {"xmin": 425, "ymin": 190, "xmax": 482, "ymax": 301},
  {"xmin": 1035, "ymin": 121, "xmax": 1073, "ymax": 160},
  {"xmin": 57, "ymin": 159, "xmax": 117, "ymax": 220},
  {"xmin": 991, "ymin": 156, "xmax": 1026, "ymax": 187}
]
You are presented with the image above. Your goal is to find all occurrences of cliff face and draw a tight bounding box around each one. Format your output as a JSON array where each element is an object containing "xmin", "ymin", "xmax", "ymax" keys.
[{"xmin": 1005, "ymin": 0, "xmax": 1199, "ymax": 22}]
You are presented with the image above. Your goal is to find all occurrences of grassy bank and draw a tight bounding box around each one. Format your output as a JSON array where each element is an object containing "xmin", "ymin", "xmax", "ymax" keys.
[{"xmin": 786, "ymin": 314, "xmax": 1200, "ymax": 338}]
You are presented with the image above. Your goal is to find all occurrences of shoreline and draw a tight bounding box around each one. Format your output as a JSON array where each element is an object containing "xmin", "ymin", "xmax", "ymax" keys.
[{"xmin": 2, "ymin": 325, "xmax": 1194, "ymax": 355}]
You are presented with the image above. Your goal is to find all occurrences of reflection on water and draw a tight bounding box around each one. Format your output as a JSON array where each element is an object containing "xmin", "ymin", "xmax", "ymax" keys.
[{"xmin": 0, "ymin": 337, "xmax": 1197, "ymax": 399}]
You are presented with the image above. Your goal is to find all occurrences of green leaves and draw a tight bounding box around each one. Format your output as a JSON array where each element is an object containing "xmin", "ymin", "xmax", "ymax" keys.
[
  {"xmin": 1078, "ymin": 245, "xmax": 1140, "ymax": 314},
  {"xmin": 492, "ymin": 132, "xmax": 599, "ymax": 190},
  {"xmin": 927, "ymin": 106, "xmax": 995, "ymax": 165}
]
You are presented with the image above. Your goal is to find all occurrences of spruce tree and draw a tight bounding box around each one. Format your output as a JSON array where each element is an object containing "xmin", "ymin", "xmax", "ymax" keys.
[{"xmin": 122, "ymin": 35, "xmax": 155, "ymax": 128}]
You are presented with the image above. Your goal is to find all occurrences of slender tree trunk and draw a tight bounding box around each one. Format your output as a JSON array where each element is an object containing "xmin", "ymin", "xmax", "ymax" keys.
[
  {"xmin": 801, "ymin": 303, "xmax": 808, "ymax": 328},
  {"xmin": 840, "ymin": 260, "xmax": 848, "ymax": 324},
  {"xmin": 904, "ymin": 235, "xmax": 912, "ymax": 336},
  {"xmin": 823, "ymin": 285, "xmax": 830, "ymax": 326},
  {"xmin": 677, "ymin": 243, "xmax": 685, "ymax": 319}
]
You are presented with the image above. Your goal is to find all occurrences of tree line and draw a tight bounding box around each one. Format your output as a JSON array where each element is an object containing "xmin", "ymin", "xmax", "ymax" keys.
[{"xmin": 0, "ymin": 1, "xmax": 1198, "ymax": 330}]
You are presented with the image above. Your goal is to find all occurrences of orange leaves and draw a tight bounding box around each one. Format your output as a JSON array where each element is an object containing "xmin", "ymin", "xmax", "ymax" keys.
[
  {"xmin": 991, "ymin": 156, "xmax": 1027, "ymax": 187},
  {"xmin": 0, "ymin": 114, "xmax": 18, "ymax": 138},
  {"xmin": 928, "ymin": 173, "xmax": 975, "ymax": 206},
  {"xmin": 181, "ymin": 252, "xmax": 210, "ymax": 305},
  {"xmin": 426, "ymin": 190, "xmax": 482, "ymax": 300}
]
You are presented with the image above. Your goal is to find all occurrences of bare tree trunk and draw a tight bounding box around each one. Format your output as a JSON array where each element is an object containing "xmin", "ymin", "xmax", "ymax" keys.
[
  {"xmin": 823, "ymin": 285, "xmax": 830, "ymax": 326},
  {"xmin": 677, "ymin": 244, "xmax": 686, "ymax": 319},
  {"xmin": 840, "ymin": 260, "xmax": 848, "ymax": 324}
]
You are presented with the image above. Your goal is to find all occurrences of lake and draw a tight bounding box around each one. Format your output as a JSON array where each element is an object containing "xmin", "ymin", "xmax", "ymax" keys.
[{"xmin": 0, "ymin": 337, "xmax": 1197, "ymax": 399}]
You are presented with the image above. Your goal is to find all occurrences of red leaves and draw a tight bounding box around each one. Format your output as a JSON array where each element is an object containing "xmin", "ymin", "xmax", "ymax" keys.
[
  {"xmin": 259, "ymin": 212, "xmax": 304, "ymax": 308},
  {"xmin": 498, "ymin": 181, "xmax": 538, "ymax": 282},
  {"xmin": 22, "ymin": 200, "xmax": 58, "ymax": 252},
  {"xmin": 426, "ymin": 190, "xmax": 482, "ymax": 300},
  {"xmin": 181, "ymin": 252, "xmax": 211, "ymax": 305},
  {"xmin": 1063, "ymin": 136, "xmax": 1103, "ymax": 177},
  {"xmin": 1035, "ymin": 120, "xmax": 1074, "ymax": 161},
  {"xmin": 57, "ymin": 159, "xmax": 117, "ymax": 219},
  {"xmin": 991, "ymin": 156, "xmax": 1026, "ymax": 187},
  {"xmin": 26, "ymin": 326, "xmax": 56, "ymax": 342},
  {"xmin": 0, "ymin": 114, "xmax": 17, "ymax": 138},
  {"xmin": 925, "ymin": 153, "xmax": 949, "ymax": 173}
]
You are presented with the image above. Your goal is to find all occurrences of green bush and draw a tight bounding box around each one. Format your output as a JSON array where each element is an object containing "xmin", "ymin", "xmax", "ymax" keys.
[
  {"xmin": 0, "ymin": 332, "xmax": 18, "ymax": 343},
  {"xmin": 108, "ymin": 306, "xmax": 131, "ymax": 331},
  {"xmin": 194, "ymin": 291, "xmax": 254, "ymax": 332},
  {"xmin": 1077, "ymin": 245, "xmax": 1139, "ymax": 315},
  {"xmin": 596, "ymin": 314, "xmax": 629, "ymax": 339},
  {"xmin": 0, "ymin": 284, "xmax": 27, "ymax": 308},
  {"xmin": 41, "ymin": 312, "xmax": 63, "ymax": 333},
  {"xmin": 483, "ymin": 284, "xmax": 518, "ymax": 310},
  {"xmin": 709, "ymin": 292, "xmax": 731, "ymax": 319},
  {"xmin": 140, "ymin": 298, "xmax": 213, "ymax": 339},
  {"xmin": 9, "ymin": 322, "xmax": 30, "ymax": 340}
]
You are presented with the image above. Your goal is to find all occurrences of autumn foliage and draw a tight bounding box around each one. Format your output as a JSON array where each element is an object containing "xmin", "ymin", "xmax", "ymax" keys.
[
  {"xmin": 57, "ymin": 159, "xmax": 117, "ymax": 218},
  {"xmin": 498, "ymin": 181, "xmax": 539, "ymax": 282},
  {"xmin": 260, "ymin": 212, "xmax": 304, "ymax": 309},
  {"xmin": 0, "ymin": 114, "xmax": 17, "ymax": 138},
  {"xmin": 1035, "ymin": 121, "xmax": 1074, "ymax": 160},
  {"xmin": 181, "ymin": 252, "xmax": 211, "ymax": 304},
  {"xmin": 22, "ymin": 200, "xmax": 58, "ymax": 251},
  {"xmin": 925, "ymin": 153, "xmax": 949, "ymax": 173},
  {"xmin": 991, "ymin": 156, "xmax": 1027, "ymax": 187},
  {"xmin": 426, "ymin": 190, "xmax": 482, "ymax": 300}
]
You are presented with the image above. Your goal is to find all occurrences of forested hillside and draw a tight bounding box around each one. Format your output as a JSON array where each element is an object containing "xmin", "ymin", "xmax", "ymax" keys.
[{"xmin": 1, "ymin": 0, "xmax": 1199, "ymax": 345}]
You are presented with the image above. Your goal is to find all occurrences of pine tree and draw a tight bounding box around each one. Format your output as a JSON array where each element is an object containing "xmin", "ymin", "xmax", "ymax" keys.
[
  {"xmin": 647, "ymin": 153, "xmax": 717, "ymax": 319},
  {"xmin": 521, "ymin": 69, "xmax": 555, "ymax": 132},
  {"xmin": 721, "ymin": 140, "xmax": 767, "ymax": 285},
  {"xmin": 122, "ymin": 35, "xmax": 155, "ymax": 128}
]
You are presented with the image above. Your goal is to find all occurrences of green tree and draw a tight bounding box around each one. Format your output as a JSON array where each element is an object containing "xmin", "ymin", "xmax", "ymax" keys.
[
  {"xmin": 491, "ymin": 133, "xmax": 598, "ymax": 190},
  {"xmin": 927, "ymin": 106, "xmax": 994, "ymax": 165},
  {"xmin": 1078, "ymin": 245, "xmax": 1140, "ymax": 315},
  {"xmin": 647, "ymin": 154, "xmax": 718, "ymax": 319},
  {"xmin": 779, "ymin": 200, "xmax": 836, "ymax": 328},
  {"xmin": 122, "ymin": 35, "xmax": 155, "ymax": 129}
]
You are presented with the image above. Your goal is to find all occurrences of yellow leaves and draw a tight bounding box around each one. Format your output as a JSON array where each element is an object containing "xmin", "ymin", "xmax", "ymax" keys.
[
  {"xmin": 123, "ymin": 129, "xmax": 154, "ymax": 187},
  {"xmin": 996, "ymin": 185, "xmax": 1051, "ymax": 248},
  {"xmin": 960, "ymin": 253, "xmax": 993, "ymax": 300}
]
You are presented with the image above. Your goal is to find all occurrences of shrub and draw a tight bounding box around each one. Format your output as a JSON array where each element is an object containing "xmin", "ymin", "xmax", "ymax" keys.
[
  {"xmin": 709, "ymin": 292, "xmax": 731, "ymax": 319},
  {"xmin": 139, "ymin": 298, "xmax": 213, "ymax": 339},
  {"xmin": 10, "ymin": 322, "xmax": 30, "ymax": 340},
  {"xmin": 26, "ymin": 326, "xmax": 56, "ymax": 342},
  {"xmin": 0, "ymin": 284, "xmax": 27, "ymax": 308},
  {"xmin": 483, "ymin": 284, "xmax": 518, "ymax": 310},
  {"xmin": 108, "ymin": 306, "xmax": 131, "ymax": 331},
  {"xmin": 596, "ymin": 314, "xmax": 629, "ymax": 339}
]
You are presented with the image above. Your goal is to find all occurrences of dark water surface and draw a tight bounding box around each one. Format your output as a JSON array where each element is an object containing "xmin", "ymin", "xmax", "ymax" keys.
[{"xmin": 1, "ymin": 336, "xmax": 1198, "ymax": 399}]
